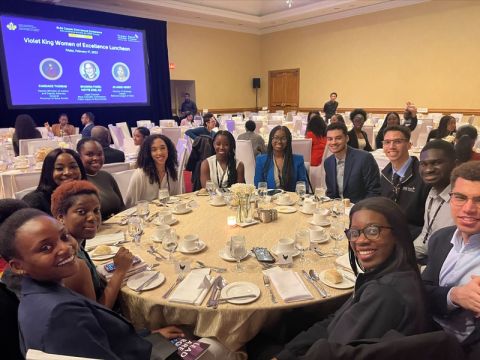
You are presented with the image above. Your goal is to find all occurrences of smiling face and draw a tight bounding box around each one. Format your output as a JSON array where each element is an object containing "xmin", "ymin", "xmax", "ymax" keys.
[
  {"xmin": 447, "ymin": 118, "xmax": 456, "ymax": 132},
  {"xmin": 214, "ymin": 134, "xmax": 230, "ymax": 160},
  {"xmin": 382, "ymin": 130, "xmax": 411, "ymax": 164},
  {"xmin": 271, "ymin": 128, "xmax": 288, "ymax": 154},
  {"xmin": 84, "ymin": 63, "xmax": 95, "ymax": 77},
  {"xmin": 58, "ymin": 194, "xmax": 101, "ymax": 241},
  {"xmin": 10, "ymin": 216, "xmax": 78, "ymax": 282},
  {"xmin": 52, "ymin": 153, "xmax": 82, "ymax": 186},
  {"xmin": 133, "ymin": 129, "xmax": 145, "ymax": 146},
  {"xmin": 151, "ymin": 138, "xmax": 168, "ymax": 168},
  {"xmin": 450, "ymin": 178, "xmax": 480, "ymax": 239},
  {"xmin": 206, "ymin": 117, "xmax": 217, "ymax": 131},
  {"xmin": 79, "ymin": 141, "xmax": 104, "ymax": 175},
  {"xmin": 326, "ymin": 129, "xmax": 348, "ymax": 155},
  {"xmin": 419, "ymin": 148, "xmax": 455, "ymax": 189},
  {"xmin": 386, "ymin": 113, "xmax": 400, "ymax": 126},
  {"xmin": 349, "ymin": 209, "xmax": 396, "ymax": 271}
]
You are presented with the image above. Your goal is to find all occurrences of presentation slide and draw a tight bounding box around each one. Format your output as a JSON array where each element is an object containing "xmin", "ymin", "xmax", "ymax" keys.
[{"xmin": 0, "ymin": 14, "xmax": 150, "ymax": 107}]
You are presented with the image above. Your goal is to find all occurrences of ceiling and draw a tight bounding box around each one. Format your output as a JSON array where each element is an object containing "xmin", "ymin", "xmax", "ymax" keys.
[{"xmin": 32, "ymin": 0, "xmax": 428, "ymax": 34}]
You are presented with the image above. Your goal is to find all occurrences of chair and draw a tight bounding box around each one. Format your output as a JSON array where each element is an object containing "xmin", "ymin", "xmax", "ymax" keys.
[
  {"xmin": 13, "ymin": 172, "xmax": 41, "ymax": 195},
  {"xmin": 293, "ymin": 119, "xmax": 303, "ymax": 135},
  {"xmin": 159, "ymin": 119, "xmax": 177, "ymax": 127},
  {"xmin": 161, "ymin": 127, "xmax": 181, "ymax": 146},
  {"xmin": 292, "ymin": 138, "xmax": 312, "ymax": 163},
  {"xmin": 20, "ymin": 139, "xmax": 59, "ymax": 156},
  {"xmin": 236, "ymin": 140, "xmax": 256, "ymax": 184},
  {"xmin": 177, "ymin": 147, "xmax": 188, "ymax": 193},
  {"xmin": 15, "ymin": 186, "xmax": 36, "ymax": 200},
  {"xmin": 225, "ymin": 120, "xmax": 236, "ymax": 133},
  {"xmin": 102, "ymin": 162, "xmax": 130, "ymax": 173},
  {"xmin": 309, "ymin": 146, "xmax": 332, "ymax": 189},
  {"xmin": 36, "ymin": 127, "xmax": 49, "ymax": 139},
  {"xmin": 363, "ymin": 125, "xmax": 375, "ymax": 147},
  {"xmin": 176, "ymin": 138, "xmax": 188, "ymax": 161},
  {"xmin": 108, "ymin": 124, "xmax": 125, "ymax": 150},
  {"xmin": 136, "ymin": 120, "xmax": 152, "ymax": 128},
  {"xmin": 111, "ymin": 169, "xmax": 135, "ymax": 202},
  {"xmin": 116, "ymin": 122, "xmax": 132, "ymax": 139}
]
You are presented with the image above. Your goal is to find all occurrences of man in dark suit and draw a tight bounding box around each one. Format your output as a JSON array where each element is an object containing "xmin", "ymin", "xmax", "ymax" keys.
[
  {"xmin": 91, "ymin": 126, "xmax": 125, "ymax": 164},
  {"xmin": 323, "ymin": 122, "xmax": 381, "ymax": 204},
  {"xmin": 323, "ymin": 92, "xmax": 338, "ymax": 121},
  {"xmin": 422, "ymin": 160, "xmax": 480, "ymax": 357}
]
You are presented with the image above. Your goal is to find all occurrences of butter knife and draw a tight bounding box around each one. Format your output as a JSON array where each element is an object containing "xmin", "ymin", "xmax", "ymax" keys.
[
  {"xmin": 207, "ymin": 276, "xmax": 222, "ymax": 307},
  {"xmin": 134, "ymin": 272, "xmax": 160, "ymax": 293},
  {"xmin": 217, "ymin": 294, "xmax": 256, "ymax": 303},
  {"xmin": 301, "ymin": 270, "xmax": 327, "ymax": 298}
]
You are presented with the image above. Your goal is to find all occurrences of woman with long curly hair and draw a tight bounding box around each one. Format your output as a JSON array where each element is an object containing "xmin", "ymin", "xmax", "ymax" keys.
[
  {"xmin": 254, "ymin": 126, "xmax": 306, "ymax": 191},
  {"xmin": 200, "ymin": 130, "xmax": 245, "ymax": 188},
  {"xmin": 12, "ymin": 114, "xmax": 42, "ymax": 156},
  {"xmin": 125, "ymin": 134, "xmax": 179, "ymax": 207}
]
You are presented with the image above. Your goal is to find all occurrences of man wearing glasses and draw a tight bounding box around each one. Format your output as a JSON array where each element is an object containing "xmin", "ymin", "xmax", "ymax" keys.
[
  {"xmin": 380, "ymin": 125, "xmax": 430, "ymax": 238},
  {"xmin": 423, "ymin": 161, "xmax": 480, "ymax": 356}
]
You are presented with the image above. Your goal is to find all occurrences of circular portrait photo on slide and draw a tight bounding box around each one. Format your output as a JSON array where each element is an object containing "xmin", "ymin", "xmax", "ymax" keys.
[
  {"xmin": 79, "ymin": 60, "xmax": 100, "ymax": 81},
  {"xmin": 39, "ymin": 58, "xmax": 63, "ymax": 81},
  {"xmin": 112, "ymin": 62, "xmax": 130, "ymax": 82}
]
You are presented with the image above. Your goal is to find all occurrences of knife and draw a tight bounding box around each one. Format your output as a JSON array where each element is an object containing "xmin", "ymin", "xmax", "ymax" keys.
[
  {"xmin": 207, "ymin": 276, "xmax": 222, "ymax": 307},
  {"xmin": 134, "ymin": 272, "xmax": 160, "ymax": 292},
  {"xmin": 301, "ymin": 270, "xmax": 327, "ymax": 298},
  {"xmin": 217, "ymin": 294, "xmax": 256, "ymax": 302}
]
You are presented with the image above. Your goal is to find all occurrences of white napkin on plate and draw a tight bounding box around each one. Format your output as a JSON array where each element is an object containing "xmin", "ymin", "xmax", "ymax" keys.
[
  {"xmin": 263, "ymin": 267, "xmax": 313, "ymax": 303},
  {"xmin": 169, "ymin": 269, "xmax": 212, "ymax": 305},
  {"xmin": 335, "ymin": 253, "xmax": 363, "ymax": 274},
  {"xmin": 85, "ymin": 232, "xmax": 124, "ymax": 251}
]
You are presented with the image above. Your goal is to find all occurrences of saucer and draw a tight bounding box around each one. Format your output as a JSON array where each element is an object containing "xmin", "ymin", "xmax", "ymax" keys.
[
  {"xmin": 274, "ymin": 199, "xmax": 296, "ymax": 206},
  {"xmin": 220, "ymin": 282, "xmax": 260, "ymax": 304},
  {"xmin": 167, "ymin": 196, "xmax": 180, "ymax": 204},
  {"xmin": 275, "ymin": 206, "xmax": 297, "ymax": 214},
  {"xmin": 178, "ymin": 240, "xmax": 207, "ymax": 254},
  {"xmin": 153, "ymin": 217, "xmax": 178, "ymax": 226},
  {"xmin": 172, "ymin": 207, "xmax": 192, "ymax": 215},
  {"xmin": 219, "ymin": 248, "xmax": 250, "ymax": 262},
  {"xmin": 127, "ymin": 271, "xmax": 165, "ymax": 291},
  {"xmin": 309, "ymin": 219, "xmax": 331, "ymax": 227},
  {"xmin": 272, "ymin": 245, "xmax": 300, "ymax": 257},
  {"xmin": 299, "ymin": 208, "xmax": 315, "ymax": 215},
  {"xmin": 209, "ymin": 200, "xmax": 226, "ymax": 207},
  {"xmin": 319, "ymin": 269, "xmax": 355, "ymax": 289},
  {"xmin": 89, "ymin": 246, "xmax": 119, "ymax": 261},
  {"xmin": 310, "ymin": 236, "xmax": 329, "ymax": 244}
]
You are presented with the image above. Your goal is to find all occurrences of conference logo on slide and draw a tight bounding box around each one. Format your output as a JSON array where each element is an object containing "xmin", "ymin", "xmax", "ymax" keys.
[
  {"xmin": 39, "ymin": 58, "xmax": 63, "ymax": 81},
  {"xmin": 6, "ymin": 22, "xmax": 17, "ymax": 31},
  {"xmin": 112, "ymin": 62, "xmax": 130, "ymax": 82},
  {"xmin": 79, "ymin": 60, "xmax": 100, "ymax": 81}
]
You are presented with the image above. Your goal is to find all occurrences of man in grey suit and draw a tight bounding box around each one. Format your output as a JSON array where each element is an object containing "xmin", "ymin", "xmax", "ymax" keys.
[{"xmin": 237, "ymin": 120, "xmax": 266, "ymax": 158}]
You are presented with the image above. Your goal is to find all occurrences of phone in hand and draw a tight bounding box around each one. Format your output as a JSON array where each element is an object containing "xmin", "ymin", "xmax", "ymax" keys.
[
  {"xmin": 104, "ymin": 256, "xmax": 141, "ymax": 273},
  {"xmin": 267, "ymin": 189, "xmax": 282, "ymax": 196},
  {"xmin": 252, "ymin": 247, "xmax": 275, "ymax": 263}
]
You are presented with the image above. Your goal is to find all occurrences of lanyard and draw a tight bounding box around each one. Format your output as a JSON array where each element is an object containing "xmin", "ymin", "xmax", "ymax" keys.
[
  {"xmin": 423, "ymin": 196, "xmax": 447, "ymax": 244},
  {"xmin": 159, "ymin": 172, "xmax": 170, "ymax": 193},
  {"xmin": 216, "ymin": 160, "xmax": 228, "ymax": 188},
  {"xmin": 274, "ymin": 157, "xmax": 284, "ymax": 189}
]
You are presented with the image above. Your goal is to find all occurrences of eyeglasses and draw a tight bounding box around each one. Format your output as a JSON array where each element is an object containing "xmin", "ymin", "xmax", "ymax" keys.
[
  {"xmin": 382, "ymin": 139, "xmax": 408, "ymax": 147},
  {"xmin": 449, "ymin": 192, "xmax": 480, "ymax": 208},
  {"xmin": 272, "ymin": 136, "xmax": 288, "ymax": 142},
  {"xmin": 345, "ymin": 224, "xmax": 393, "ymax": 242}
]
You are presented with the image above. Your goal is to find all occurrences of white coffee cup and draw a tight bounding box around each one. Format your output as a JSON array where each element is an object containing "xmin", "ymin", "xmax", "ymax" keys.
[
  {"xmin": 211, "ymin": 195, "xmax": 224, "ymax": 205},
  {"xmin": 157, "ymin": 210, "xmax": 173, "ymax": 223},
  {"xmin": 309, "ymin": 225, "xmax": 327, "ymax": 242},
  {"xmin": 277, "ymin": 238, "xmax": 295, "ymax": 254},
  {"xmin": 313, "ymin": 209, "xmax": 329, "ymax": 225},
  {"xmin": 154, "ymin": 224, "xmax": 170, "ymax": 242},
  {"xmin": 278, "ymin": 193, "xmax": 291, "ymax": 204},
  {"xmin": 183, "ymin": 234, "xmax": 199, "ymax": 250},
  {"xmin": 174, "ymin": 201, "xmax": 187, "ymax": 212},
  {"xmin": 302, "ymin": 200, "xmax": 316, "ymax": 213}
]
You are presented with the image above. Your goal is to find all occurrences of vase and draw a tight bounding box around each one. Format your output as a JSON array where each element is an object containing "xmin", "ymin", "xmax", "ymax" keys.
[{"xmin": 236, "ymin": 194, "xmax": 251, "ymax": 224}]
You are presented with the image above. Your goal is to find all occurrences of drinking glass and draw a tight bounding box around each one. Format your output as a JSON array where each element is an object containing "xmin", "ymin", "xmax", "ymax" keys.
[
  {"xmin": 127, "ymin": 216, "xmax": 143, "ymax": 247},
  {"xmin": 158, "ymin": 189, "xmax": 170, "ymax": 205},
  {"xmin": 295, "ymin": 228, "xmax": 310, "ymax": 263},
  {"xmin": 205, "ymin": 180, "xmax": 216, "ymax": 199},
  {"xmin": 314, "ymin": 187, "xmax": 326, "ymax": 202},
  {"xmin": 333, "ymin": 198, "xmax": 345, "ymax": 217},
  {"xmin": 230, "ymin": 235, "xmax": 247, "ymax": 272},
  {"xmin": 136, "ymin": 200, "xmax": 149, "ymax": 221},
  {"xmin": 258, "ymin": 182, "xmax": 268, "ymax": 201},
  {"xmin": 163, "ymin": 228, "xmax": 178, "ymax": 263},
  {"xmin": 295, "ymin": 181, "xmax": 306, "ymax": 204},
  {"xmin": 330, "ymin": 222, "xmax": 345, "ymax": 256}
]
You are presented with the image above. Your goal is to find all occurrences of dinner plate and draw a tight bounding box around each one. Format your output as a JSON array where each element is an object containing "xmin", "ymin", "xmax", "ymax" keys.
[
  {"xmin": 299, "ymin": 209, "xmax": 315, "ymax": 215},
  {"xmin": 89, "ymin": 246, "xmax": 120, "ymax": 260},
  {"xmin": 275, "ymin": 206, "xmax": 297, "ymax": 214},
  {"xmin": 271, "ymin": 245, "xmax": 300, "ymax": 257},
  {"xmin": 309, "ymin": 220, "xmax": 331, "ymax": 227},
  {"xmin": 167, "ymin": 196, "xmax": 180, "ymax": 204},
  {"xmin": 218, "ymin": 248, "xmax": 250, "ymax": 262},
  {"xmin": 178, "ymin": 240, "xmax": 207, "ymax": 254},
  {"xmin": 209, "ymin": 200, "xmax": 226, "ymax": 207},
  {"xmin": 274, "ymin": 199, "xmax": 296, "ymax": 206},
  {"xmin": 127, "ymin": 271, "xmax": 165, "ymax": 291},
  {"xmin": 154, "ymin": 217, "xmax": 178, "ymax": 226},
  {"xmin": 220, "ymin": 282, "xmax": 260, "ymax": 304},
  {"xmin": 172, "ymin": 207, "xmax": 192, "ymax": 215},
  {"xmin": 318, "ymin": 269, "xmax": 355, "ymax": 289}
]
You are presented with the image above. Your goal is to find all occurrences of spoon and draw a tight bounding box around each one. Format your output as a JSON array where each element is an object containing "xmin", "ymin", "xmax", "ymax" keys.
[{"xmin": 309, "ymin": 269, "xmax": 328, "ymax": 297}]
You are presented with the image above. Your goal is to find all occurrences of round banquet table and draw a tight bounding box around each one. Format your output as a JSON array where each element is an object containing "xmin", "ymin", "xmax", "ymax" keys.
[{"xmin": 96, "ymin": 193, "xmax": 352, "ymax": 357}]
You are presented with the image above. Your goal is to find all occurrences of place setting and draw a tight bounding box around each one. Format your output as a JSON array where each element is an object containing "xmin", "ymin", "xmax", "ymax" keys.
[
  {"xmin": 208, "ymin": 194, "xmax": 227, "ymax": 207},
  {"xmin": 177, "ymin": 234, "xmax": 207, "ymax": 254},
  {"xmin": 153, "ymin": 209, "xmax": 178, "ymax": 226},
  {"xmin": 218, "ymin": 236, "xmax": 251, "ymax": 263},
  {"xmin": 171, "ymin": 201, "xmax": 193, "ymax": 215},
  {"xmin": 309, "ymin": 208, "xmax": 331, "ymax": 227}
]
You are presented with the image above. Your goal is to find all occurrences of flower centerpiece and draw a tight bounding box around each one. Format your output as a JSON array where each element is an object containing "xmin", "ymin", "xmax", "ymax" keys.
[{"xmin": 230, "ymin": 183, "xmax": 256, "ymax": 224}]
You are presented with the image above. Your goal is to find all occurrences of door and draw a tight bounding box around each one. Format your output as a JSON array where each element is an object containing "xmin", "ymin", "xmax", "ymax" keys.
[
  {"xmin": 268, "ymin": 69, "xmax": 299, "ymax": 113},
  {"xmin": 170, "ymin": 80, "xmax": 196, "ymax": 116}
]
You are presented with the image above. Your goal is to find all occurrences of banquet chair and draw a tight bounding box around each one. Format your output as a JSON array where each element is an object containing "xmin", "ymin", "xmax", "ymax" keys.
[
  {"xmin": 309, "ymin": 146, "xmax": 332, "ymax": 189},
  {"xmin": 108, "ymin": 124, "xmax": 125, "ymax": 150},
  {"xmin": 102, "ymin": 162, "xmax": 130, "ymax": 174},
  {"xmin": 293, "ymin": 119, "xmax": 303, "ymax": 135},
  {"xmin": 13, "ymin": 172, "xmax": 41, "ymax": 195},
  {"xmin": 176, "ymin": 138, "xmax": 187, "ymax": 161},
  {"xmin": 363, "ymin": 126, "xmax": 375, "ymax": 147},
  {"xmin": 116, "ymin": 122, "xmax": 132, "ymax": 139},
  {"xmin": 235, "ymin": 140, "xmax": 256, "ymax": 184},
  {"xmin": 292, "ymin": 138, "xmax": 312, "ymax": 163},
  {"xmin": 225, "ymin": 120, "xmax": 236, "ymax": 133},
  {"xmin": 111, "ymin": 169, "xmax": 135, "ymax": 202},
  {"xmin": 177, "ymin": 147, "xmax": 188, "ymax": 193},
  {"xmin": 137, "ymin": 120, "xmax": 152, "ymax": 128},
  {"xmin": 159, "ymin": 119, "xmax": 177, "ymax": 127},
  {"xmin": 254, "ymin": 120, "xmax": 264, "ymax": 134},
  {"xmin": 162, "ymin": 127, "xmax": 181, "ymax": 146},
  {"xmin": 36, "ymin": 127, "xmax": 49, "ymax": 139}
]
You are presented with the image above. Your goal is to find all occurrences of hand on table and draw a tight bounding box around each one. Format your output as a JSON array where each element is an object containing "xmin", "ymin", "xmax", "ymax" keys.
[
  {"xmin": 451, "ymin": 275, "xmax": 480, "ymax": 316},
  {"xmin": 153, "ymin": 325, "xmax": 185, "ymax": 339},
  {"xmin": 113, "ymin": 247, "xmax": 133, "ymax": 274}
]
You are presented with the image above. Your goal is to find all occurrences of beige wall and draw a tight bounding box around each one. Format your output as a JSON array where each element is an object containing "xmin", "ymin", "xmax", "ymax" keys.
[
  {"xmin": 167, "ymin": 23, "xmax": 261, "ymax": 111},
  {"xmin": 168, "ymin": 0, "xmax": 480, "ymax": 112}
]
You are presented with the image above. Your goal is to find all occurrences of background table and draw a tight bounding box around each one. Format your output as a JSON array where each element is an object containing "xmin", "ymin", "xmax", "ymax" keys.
[{"xmin": 97, "ymin": 194, "xmax": 352, "ymax": 357}]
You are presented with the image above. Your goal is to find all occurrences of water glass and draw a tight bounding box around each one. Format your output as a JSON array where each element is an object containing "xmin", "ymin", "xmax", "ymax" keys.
[
  {"xmin": 158, "ymin": 189, "xmax": 170, "ymax": 205},
  {"xmin": 295, "ymin": 181, "xmax": 306, "ymax": 204},
  {"xmin": 295, "ymin": 228, "xmax": 310, "ymax": 263},
  {"xmin": 330, "ymin": 222, "xmax": 345, "ymax": 256},
  {"xmin": 205, "ymin": 180, "xmax": 216, "ymax": 199},
  {"xmin": 127, "ymin": 216, "xmax": 143, "ymax": 246},
  {"xmin": 136, "ymin": 200, "xmax": 149, "ymax": 220},
  {"xmin": 163, "ymin": 228, "xmax": 178, "ymax": 263},
  {"xmin": 230, "ymin": 235, "xmax": 247, "ymax": 272},
  {"xmin": 314, "ymin": 187, "xmax": 326, "ymax": 201},
  {"xmin": 258, "ymin": 182, "xmax": 268, "ymax": 200}
]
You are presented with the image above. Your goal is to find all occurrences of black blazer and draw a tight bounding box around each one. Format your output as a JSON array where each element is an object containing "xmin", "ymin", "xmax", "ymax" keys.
[
  {"xmin": 103, "ymin": 146, "xmax": 126, "ymax": 164},
  {"xmin": 347, "ymin": 129, "xmax": 373, "ymax": 152}
]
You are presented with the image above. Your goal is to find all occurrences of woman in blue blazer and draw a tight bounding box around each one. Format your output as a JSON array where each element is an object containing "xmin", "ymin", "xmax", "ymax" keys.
[{"xmin": 254, "ymin": 126, "xmax": 306, "ymax": 192}]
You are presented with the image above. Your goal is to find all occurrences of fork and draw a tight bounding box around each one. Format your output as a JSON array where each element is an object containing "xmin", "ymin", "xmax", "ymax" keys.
[
  {"xmin": 263, "ymin": 275, "xmax": 277, "ymax": 303},
  {"xmin": 196, "ymin": 261, "xmax": 227, "ymax": 273},
  {"xmin": 162, "ymin": 274, "xmax": 185, "ymax": 299},
  {"xmin": 146, "ymin": 263, "xmax": 159, "ymax": 271},
  {"xmin": 149, "ymin": 246, "xmax": 167, "ymax": 260}
]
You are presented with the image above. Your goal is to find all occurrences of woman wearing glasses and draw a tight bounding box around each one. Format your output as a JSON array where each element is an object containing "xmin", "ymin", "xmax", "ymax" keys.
[
  {"xmin": 263, "ymin": 197, "xmax": 431, "ymax": 359},
  {"xmin": 254, "ymin": 126, "xmax": 307, "ymax": 192}
]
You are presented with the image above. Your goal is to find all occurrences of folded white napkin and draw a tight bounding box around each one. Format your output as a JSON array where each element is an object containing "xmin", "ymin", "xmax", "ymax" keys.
[
  {"xmin": 26, "ymin": 349, "xmax": 100, "ymax": 359},
  {"xmin": 169, "ymin": 269, "xmax": 212, "ymax": 305},
  {"xmin": 335, "ymin": 253, "xmax": 363, "ymax": 274},
  {"xmin": 96, "ymin": 258, "xmax": 148, "ymax": 283},
  {"xmin": 85, "ymin": 232, "xmax": 125, "ymax": 251},
  {"xmin": 264, "ymin": 267, "xmax": 313, "ymax": 303}
]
